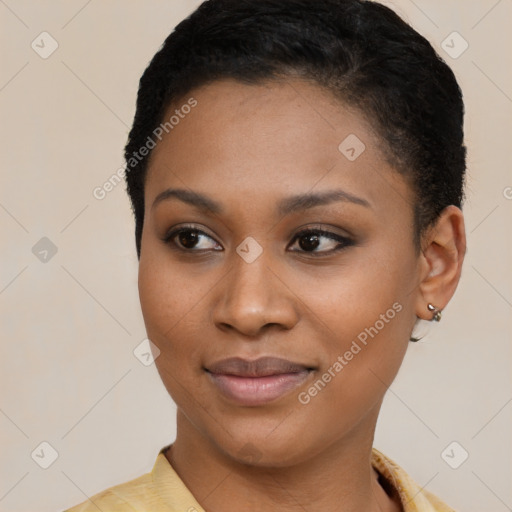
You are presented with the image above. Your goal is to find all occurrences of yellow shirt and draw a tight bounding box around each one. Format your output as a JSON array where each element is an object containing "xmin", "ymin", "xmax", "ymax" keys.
[{"xmin": 64, "ymin": 446, "xmax": 456, "ymax": 511}]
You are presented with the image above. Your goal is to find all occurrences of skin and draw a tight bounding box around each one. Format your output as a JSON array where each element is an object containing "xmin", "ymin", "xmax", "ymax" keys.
[{"xmin": 138, "ymin": 78, "xmax": 466, "ymax": 512}]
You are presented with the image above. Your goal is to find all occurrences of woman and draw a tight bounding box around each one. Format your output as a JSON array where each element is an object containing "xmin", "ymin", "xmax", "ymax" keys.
[{"xmin": 66, "ymin": 0, "xmax": 466, "ymax": 510}]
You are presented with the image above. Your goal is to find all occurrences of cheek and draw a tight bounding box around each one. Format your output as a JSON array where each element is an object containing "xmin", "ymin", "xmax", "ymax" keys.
[
  {"xmin": 138, "ymin": 261, "xmax": 179, "ymax": 336},
  {"xmin": 138, "ymin": 236, "xmax": 212, "ymax": 332},
  {"xmin": 294, "ymin": 249, "xmax": 415, "ymax": 405},
  {"xmin": 138, "ymin": 260, "xmax": 203, "ymax": 406},
  {"xmin": 296, "ymin": 249, "xmax": 414, "ymax": 343},
  {"xmin": 137, "ymin": 251, "xmax": 219, "ymax": 378},
  {"xmin": 138, "ymin": 255, "xmax": 197, "ymax": 358},
  {"xmin": 294, "ymin": 299, "xmax": 411, "ymax": 448}
]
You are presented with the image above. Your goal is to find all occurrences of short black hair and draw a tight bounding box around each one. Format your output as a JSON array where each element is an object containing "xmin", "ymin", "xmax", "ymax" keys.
[{"xmin": 124, "ymin": 0, "xmax": 466, "ymax": 259}]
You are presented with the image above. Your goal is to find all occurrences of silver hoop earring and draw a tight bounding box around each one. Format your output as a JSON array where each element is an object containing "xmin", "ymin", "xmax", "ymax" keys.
[{"xmin": 427, "ymin": 303, "xmax": 442, "ymax": 322}]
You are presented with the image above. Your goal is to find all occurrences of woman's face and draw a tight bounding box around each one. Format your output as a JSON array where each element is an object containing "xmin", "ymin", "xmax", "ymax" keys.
[{"xmin": 139, "ymin": 78, "xmax": 422, "ymax": 466}]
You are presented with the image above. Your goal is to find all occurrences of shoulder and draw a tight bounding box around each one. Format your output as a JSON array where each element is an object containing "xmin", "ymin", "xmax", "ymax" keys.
[
  {"xmin": 63, "ymin": 471, "xmax": 158, "ymax": 512},
  {"xmin": 63, "ymin": 448, "xmax": 203, "ymax": 512},
  {"xmin": 371, "ymin": 448, "xmax": 458, "ymax": 512}
]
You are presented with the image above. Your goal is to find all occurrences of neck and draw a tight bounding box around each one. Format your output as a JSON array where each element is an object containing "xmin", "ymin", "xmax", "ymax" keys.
[{"xmin": 166, "ymin": 410, "xmax": 402, "ymax": 512}]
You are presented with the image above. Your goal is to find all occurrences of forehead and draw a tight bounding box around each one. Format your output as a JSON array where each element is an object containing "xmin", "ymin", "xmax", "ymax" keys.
[{"xmin": 144, "ymin": 78, "xmax": 412, "ymax": 218}]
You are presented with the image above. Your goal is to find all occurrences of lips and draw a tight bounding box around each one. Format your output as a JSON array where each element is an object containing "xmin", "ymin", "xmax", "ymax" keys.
[{"xmin": 205, "ymin": 357, "xmax": 314, "ymax": 406}]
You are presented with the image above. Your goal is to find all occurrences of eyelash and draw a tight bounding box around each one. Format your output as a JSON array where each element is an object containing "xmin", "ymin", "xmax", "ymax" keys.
[
  {"xmin": 163, "ymin": 224, "xmax": 354, "ymax": 257},
  {"xmin": 290, "ymin": 227, "xmax": 353, "ymax": 255}
]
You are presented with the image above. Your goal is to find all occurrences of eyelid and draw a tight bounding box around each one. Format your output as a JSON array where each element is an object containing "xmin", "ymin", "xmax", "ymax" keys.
[{"xmin": 291, "ymin": 222, "xmax": 353, "ymax": 239}]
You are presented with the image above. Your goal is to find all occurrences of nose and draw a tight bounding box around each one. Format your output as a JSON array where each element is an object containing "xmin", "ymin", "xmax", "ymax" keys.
[{"xmin": 211, "ymin": 250, "xmax": 300, "ymax": 338}]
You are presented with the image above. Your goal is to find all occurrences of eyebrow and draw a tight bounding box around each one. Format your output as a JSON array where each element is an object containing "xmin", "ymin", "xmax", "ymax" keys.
[
  {"xmin": 151, "ymin": 187, "xmax": 371, "ymax": 215},
  {"xmin": 277, "ymin": 189, "xmax": 371, "ymax": 215}
]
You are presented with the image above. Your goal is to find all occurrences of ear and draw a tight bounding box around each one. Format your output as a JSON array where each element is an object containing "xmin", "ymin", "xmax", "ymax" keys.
[{"xmin": 415, "ymin": 205, "xmax": 466, "ymax": 321}]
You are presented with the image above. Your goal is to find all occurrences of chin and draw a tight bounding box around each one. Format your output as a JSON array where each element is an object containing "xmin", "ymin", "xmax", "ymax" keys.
[{"xmin": 205, "ymin": 419, "xmax": 325, "ymax": 469}]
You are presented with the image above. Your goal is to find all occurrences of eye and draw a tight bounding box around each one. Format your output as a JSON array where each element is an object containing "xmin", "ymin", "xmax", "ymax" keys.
[
  {"xmin": 163, "ymin": 224, "xmax": 353, "ymax": 255},
  {"xmin": 163, "ymin": 225, "xmax": 223, "ymax": 252},
  {"xmin": 288, "ymin": 227, "xmax": 353, "ymax": 255}
]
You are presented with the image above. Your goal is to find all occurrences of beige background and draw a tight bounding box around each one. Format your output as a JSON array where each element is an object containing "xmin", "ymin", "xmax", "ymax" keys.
[{"xmin": 0, "ymin": 1, "xmax": 510, "ymax": 511}]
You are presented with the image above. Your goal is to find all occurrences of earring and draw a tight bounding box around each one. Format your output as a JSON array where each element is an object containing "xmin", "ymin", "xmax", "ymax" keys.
[{"xmin": 427, "ymin": 303, "xmax": 442, "ymax": 322}]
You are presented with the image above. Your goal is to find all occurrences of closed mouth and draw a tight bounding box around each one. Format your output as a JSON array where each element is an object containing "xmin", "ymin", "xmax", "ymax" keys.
[
  {"xmin": 204, "ymin": 357, "xmax": 315, "ymax": 406},
  {"xmin": 205, "ymin": 356, "xmax": 315, "ymax": 377}
]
